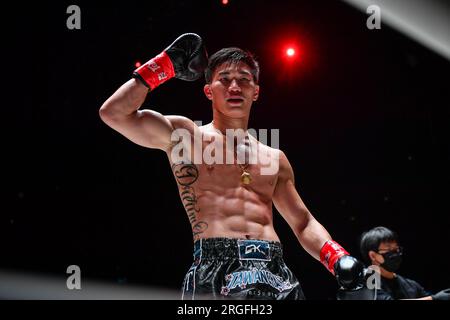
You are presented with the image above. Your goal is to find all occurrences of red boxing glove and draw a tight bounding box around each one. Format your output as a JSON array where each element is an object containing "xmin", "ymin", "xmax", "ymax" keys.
[
  {"xmin": 133, "ymin": 33, "xmax": 208, "ymax": 91},
  {"xmin": 320, "ymin": 240, "xmax": 349, "ymax": 275},
  {"xmin": 134, "ymin": 51, "xmax": 175, "ymax": 91}
]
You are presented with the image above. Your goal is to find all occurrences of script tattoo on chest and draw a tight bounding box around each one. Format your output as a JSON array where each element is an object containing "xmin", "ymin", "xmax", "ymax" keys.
[{"xmin": 172, "ymin": 162, "xmax": 208, "ymax": 241}]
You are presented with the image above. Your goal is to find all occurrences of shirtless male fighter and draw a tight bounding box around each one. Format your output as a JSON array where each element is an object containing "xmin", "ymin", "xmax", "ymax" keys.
[{"xmin": 99, "ymin": 33, "xmax": 364, "ymax": 299}]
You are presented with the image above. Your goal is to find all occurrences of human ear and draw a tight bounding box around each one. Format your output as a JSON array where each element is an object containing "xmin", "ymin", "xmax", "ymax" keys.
[
  {"xmin": 253, "ymin": 85, "xmax": 260, "ymax": 101},
  {"xmin": 368, "ymin": 250, "xmax": 381, "ymax": 265},
  {"xmin": 204, "ymin": 84, "xmax": 213, "ymax": 100}
]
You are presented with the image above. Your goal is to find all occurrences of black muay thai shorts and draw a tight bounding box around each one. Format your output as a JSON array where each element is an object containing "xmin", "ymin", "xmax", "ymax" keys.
[{"xmin": 181, "ymin": 237, "xmax": 305, "ymax": 300}]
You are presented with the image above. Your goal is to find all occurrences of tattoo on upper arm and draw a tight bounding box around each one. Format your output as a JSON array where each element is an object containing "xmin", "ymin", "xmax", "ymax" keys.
[
  {"xmin": 172, "ymin": 162, "xmax": 208, "ymax": 241},
  {"xmin": 173, "ymin": 162, "xmax": 199, "ymax": 186}
]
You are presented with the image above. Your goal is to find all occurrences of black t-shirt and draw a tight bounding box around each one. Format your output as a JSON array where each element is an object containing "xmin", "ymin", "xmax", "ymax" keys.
[
  {"xmin": 336, "ymin": 274, "xmax": 430, "ymax": 300},
  {"xmin": 376, "ymin": 274, "xmax": 429, "ymax": 300}
]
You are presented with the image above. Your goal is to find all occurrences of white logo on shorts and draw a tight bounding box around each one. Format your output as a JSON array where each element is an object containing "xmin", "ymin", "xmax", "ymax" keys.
[{"xmin": 245, "ymin": 244, "xmax": 263, "ymax": 254}]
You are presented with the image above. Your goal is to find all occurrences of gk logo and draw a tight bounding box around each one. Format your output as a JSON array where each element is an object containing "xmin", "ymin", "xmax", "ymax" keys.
[{"xmin": 245, "ymin": 244, "xmax": 263, "ymax": 254}]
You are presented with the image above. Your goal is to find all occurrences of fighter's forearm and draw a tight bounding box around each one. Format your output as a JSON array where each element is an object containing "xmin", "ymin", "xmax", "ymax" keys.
[
  {"xmin": 99, "ymin": 78, "xmax": 149, "ymax": 120},
  {"xmin": 295, "ymin": 217, "xmax": 332, "ymax": 261}
]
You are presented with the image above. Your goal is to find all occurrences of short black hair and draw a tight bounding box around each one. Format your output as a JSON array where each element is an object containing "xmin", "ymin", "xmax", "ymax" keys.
[
  {"xmin": 204, "ymin": 47, "xmax": 260, "ymax": 84},
  {"xmin": 359, "ymin": 226, "xmax": 399, "ymax": 264}
]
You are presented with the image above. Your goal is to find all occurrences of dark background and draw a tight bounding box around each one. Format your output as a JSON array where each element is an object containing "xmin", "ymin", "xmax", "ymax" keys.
[{"xmin": 4, "ymin": 0, "xmax": 449, "ymax": 299}]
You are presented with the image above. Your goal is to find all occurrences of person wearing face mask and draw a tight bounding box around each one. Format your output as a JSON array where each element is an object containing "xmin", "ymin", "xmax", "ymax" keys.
[{"xmin": 357, "ymin": 226, "xmax": 450, "ymax": 300}]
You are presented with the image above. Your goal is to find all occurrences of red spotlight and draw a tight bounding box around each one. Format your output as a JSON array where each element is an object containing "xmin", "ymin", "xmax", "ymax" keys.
[
  {"xmin": 286, "ymin": 48, "xmax": 295, "ymax": 57},
  {"xmin": 222, "ymin": 0, "xmax": 229, "ymax": 5},
  {"xmin": 282, "ymin": 43, "xmax": 300, "ymax": 63},
  {"xmin": 135, "ymin": 61, "xmax": 142, "ymax": 68}
]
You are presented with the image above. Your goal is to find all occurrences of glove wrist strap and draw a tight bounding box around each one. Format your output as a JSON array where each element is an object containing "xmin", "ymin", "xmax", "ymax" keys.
[
  {"xmin": 133, "ymin": 51, "xmax": 175, "ymax": 90},
  {"xmin": 320, "ymin": 240, "xmax": 349, "ymax": 275}
]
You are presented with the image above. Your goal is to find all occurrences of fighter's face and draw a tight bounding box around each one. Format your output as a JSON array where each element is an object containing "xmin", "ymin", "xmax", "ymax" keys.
[{"xmin": 204, "ymin": 62, "xmax": 260, "ymax": 118}]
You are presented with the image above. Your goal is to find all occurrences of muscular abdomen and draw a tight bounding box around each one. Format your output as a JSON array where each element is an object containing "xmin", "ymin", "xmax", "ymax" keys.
[{"xmin": 172, "ymin": 161, "xmax": 280, "ymax": 242}]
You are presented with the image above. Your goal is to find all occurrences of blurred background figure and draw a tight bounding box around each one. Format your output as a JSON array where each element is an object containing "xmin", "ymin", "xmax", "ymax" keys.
[{"xmin": 338, "ymin": 226, "xmax": 450, "ymax": 300}]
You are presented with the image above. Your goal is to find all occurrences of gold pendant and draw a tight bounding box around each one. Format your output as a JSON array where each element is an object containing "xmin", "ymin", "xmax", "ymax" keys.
[{"xmin": 241, "ymin": 171, "xmax": 252, "ymax": 185}]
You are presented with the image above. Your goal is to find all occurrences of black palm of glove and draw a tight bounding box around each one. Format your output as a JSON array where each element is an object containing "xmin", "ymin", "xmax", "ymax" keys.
[
  {"xmin": 334, "ymin": 255, "xmax": 366, "ymax": 290},
  {"xmin": 431, "ymin": 288, "xmax": 450, "ymax": 300},
  {"xmin": 165, "ymin": 33, "xmax": 208, "ymax": 81}
]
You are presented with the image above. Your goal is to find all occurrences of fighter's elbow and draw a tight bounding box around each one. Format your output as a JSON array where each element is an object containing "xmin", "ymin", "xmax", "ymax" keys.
[
  {"xmin": 99, "ymin": 102, "xmax": 123, "ymax": 125},
  {"xmin": 99, "ymin": 104, "xmax": 110, "ymax": 122}
]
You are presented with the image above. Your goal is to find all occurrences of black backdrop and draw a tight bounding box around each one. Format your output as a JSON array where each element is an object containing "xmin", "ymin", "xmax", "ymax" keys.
[{"xmin": 5, "ymin": 0, "xmax": 450, "ymax": 299}]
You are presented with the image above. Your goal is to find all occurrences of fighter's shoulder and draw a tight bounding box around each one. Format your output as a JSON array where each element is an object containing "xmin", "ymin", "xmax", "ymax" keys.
[
  {"xmin": 277, "ymin": 149, "xmax": 293, "ymax": 174},
  {"xmin": 257, "ymin": 143, "xmax": 289, "ymax": 163},
  {"xmin": 256, "ymin": 143, "xmax": 291, "ymax": 174},
  {"xmin": 165, "ymin": 115, "xmax": 199, "ymax": 133},
  {"xmin": 264, "ymin": 147, "xmax": 293, "ymax": 180}
]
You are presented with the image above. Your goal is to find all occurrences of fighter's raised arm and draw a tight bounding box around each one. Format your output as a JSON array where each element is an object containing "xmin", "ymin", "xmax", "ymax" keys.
[{"xmin": 99, "ymin": 33, "xmax": 208, "ymax": 151}]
